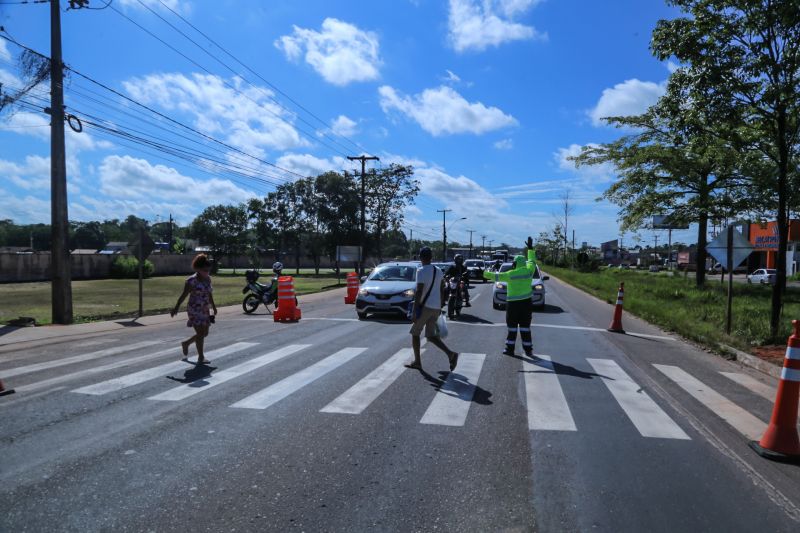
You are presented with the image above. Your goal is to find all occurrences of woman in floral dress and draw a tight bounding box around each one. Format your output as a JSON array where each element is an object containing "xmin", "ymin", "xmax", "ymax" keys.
[{"xmin": 171, "ymin": 254, "xmax": 217, "ymax": 364}]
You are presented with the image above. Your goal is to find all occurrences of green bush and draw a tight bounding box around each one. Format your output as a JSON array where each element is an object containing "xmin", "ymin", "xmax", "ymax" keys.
[{"xmin": 110, "ymin": 256, "xmax": 154, "ymax": 279}]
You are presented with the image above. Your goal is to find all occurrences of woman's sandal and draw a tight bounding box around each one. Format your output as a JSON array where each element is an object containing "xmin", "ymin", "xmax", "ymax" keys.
[
  {"xmin": 197, "ymin": 358, "xmax": 211, "ymax": 365},
  {"xmin": 404, "ymin": 362, "xmax": 422, "ymax": 370},
  {"xmin": 180, "ymin": 341, "xmax": 189, "ymax": 357}
]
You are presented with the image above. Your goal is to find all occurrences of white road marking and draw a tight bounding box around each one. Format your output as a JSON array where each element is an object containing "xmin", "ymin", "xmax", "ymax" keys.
[
  {"xmin": 231, "ymin": 347, "xmax": 367, "ymax": 410},
  {"xmin": 441, "ymin": 320, "xmax": 676, "ymax": 340},
  {"xmin": 587, "ymin": 359, "xmax": 690, "ymax": 440},
  {"xmin": 719, "ymin": 372, "xmax": 776, "ymax": 402},
  {"xmin": 0, "ymin": 340, "xmax": 161, "ymax": 379},
  {"xmin": 420, "ymin": 353, "xmax": 486, "ymax": 427},
  {"xmin": 71, "ymin": 342, "xmax": 258, "ymax": 395},
  {"xmin": 149, "ymin": 344, "xmax": 310, "ymax": 402},
  {"xmin": 655, "ymin": 365, "xmax": 767, "ymax": 440},
  {"xmin": 321, "ymin": 348, "xmax": 416, "ymax": 414},
  {"xmin": 14, "ymin": 346, "xmax": 183, "ymax": 393},
  {"xmin": 523, "ymin": 354, "xmax": 577, "ymax": 431}
]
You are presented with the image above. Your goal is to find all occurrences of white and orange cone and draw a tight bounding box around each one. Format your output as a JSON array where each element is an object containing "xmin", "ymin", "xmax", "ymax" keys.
[
  {"xmin": 750, "ymin": 320, "xmax": 800, "ymax": 462},
  {"xmin": 607, "ymin": 282, "xmax": 625, "ymax": 334}
]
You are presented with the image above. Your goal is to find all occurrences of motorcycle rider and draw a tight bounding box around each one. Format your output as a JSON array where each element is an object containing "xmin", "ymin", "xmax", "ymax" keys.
[
  {"xmin": 484, "ymin": 237, "xmax": 538, "ymax": 357},
  {"xmin": 444, "ymin": 254, "xmax": 471, "ymax": 307},
  {"xmin": 269, "ymin": 261, "xmax": 283, "ymax": 303}
]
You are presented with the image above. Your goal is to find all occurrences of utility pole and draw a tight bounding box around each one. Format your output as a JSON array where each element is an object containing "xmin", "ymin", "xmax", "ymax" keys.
[
  {"xmin": 437, "ymin": 209, "xmax": 453, "ymax": 261},
  {"xmin": 50, "ymin": 0, "xmax": 73, "ymax": 324},
  {"xmin": 467, "ymin": 230, "xmax": 475, "ymax": 258},
  {"xmin": 481, "ymin": 235, "xmax": 486, "ymax": 258},
  {"xmin": 409, "ymin": 229, "xmax": 413, "ymax": 258},
  {"xmin": 654, "ymin": 234, "xmax": 659, "ymax": 264},
  {"xmin": 347, "ymin": 155, "xmax": 379, "ymax": 276},
  {"xmin": 168, "ymin": 213, "xmax": 174, "ymax": 254}
]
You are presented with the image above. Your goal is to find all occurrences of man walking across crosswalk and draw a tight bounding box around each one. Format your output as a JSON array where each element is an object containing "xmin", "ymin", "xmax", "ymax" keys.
[
  {"xmin": 485, "ymin": 236, "xmax": 538, "ymax": 357},
  {"xmin": 406, "ymin": 247, "xmax": 459, "ymax": 372}
]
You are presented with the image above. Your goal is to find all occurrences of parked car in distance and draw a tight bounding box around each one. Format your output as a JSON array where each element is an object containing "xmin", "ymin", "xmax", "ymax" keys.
[
  {"xmin": 464, "ymin": 259, "xmax": 486, "ymax": 282},
  {"xmin": 491, "ymin": 263, "xmax": 549, "ymax": 310},
  {"xmin": 648, "ymin": 265, "xmax": 660, "ymax": 273},
  {"xmin": 432, "ymin": 262, "xmax": 452, "ymax": 273},
  {"xmin": 355, "ymin": 262, "xmax": 418, "ymax": 319},
  {"xmin": 747, "ymin": 268, "xmax": 777, "ymax": 285}
]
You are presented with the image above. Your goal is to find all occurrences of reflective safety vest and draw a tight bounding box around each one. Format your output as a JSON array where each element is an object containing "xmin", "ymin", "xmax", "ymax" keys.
[{"xmin": 484, "ymin": 249, "xmax": 538, "ymax": 302}]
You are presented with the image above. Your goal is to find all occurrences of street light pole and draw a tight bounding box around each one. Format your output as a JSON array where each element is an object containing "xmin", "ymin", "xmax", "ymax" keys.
[
  {"xmin": 437, "ymin": 209, "xmax": 452, "ymax": 261},
  {"xmin": 467, "ymin": 230, "xmax": 475, "ymax": 258}
]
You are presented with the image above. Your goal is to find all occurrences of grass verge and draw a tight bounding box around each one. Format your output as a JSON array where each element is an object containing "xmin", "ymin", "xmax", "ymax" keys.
[
  {"xmin": 0, "ymin": 274, "xmax": 341, "ymax": 326},
  {"xmin": 546, "ymin": 266, "xmax": 800, "ymax": 353}
]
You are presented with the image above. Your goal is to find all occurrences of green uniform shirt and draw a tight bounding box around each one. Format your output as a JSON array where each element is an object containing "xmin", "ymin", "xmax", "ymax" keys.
[{"xmin": 483, "ymin": 249, "xmax": 538, "ymax": 302}]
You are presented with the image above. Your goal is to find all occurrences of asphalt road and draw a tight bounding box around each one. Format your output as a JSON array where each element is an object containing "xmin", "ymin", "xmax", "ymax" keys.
[{"xmin": 2, "ymin": 277, "xmax": 800, "ymax": 532}]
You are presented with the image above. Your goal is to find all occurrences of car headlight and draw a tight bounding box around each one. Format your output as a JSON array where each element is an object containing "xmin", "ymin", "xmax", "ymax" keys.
[
  {"xmin": 534, "ymin": 284, "xmax": 544, "ymax": 290},
  {"xmin": 358, "ymin": 288, "xmax": 369, "ymax": 296},
  {"xmin": 402, "ymin": 289, "xmax": 415, "ymax": 298},
  {"xmin": 495, "ymin": 282, "xmax": 506, "ymax": 289}
]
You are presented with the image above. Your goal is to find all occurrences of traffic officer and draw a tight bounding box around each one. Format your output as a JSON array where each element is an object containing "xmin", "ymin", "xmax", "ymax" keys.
[{"xmin": 484, "ymin": 236, "xmax": 538, "ymax": 357}]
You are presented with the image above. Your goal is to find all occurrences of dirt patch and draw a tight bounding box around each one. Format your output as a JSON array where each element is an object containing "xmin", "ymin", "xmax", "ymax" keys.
[{"xmin": 752, "ymin": 345, "xmax": 786, "ymax": 365}]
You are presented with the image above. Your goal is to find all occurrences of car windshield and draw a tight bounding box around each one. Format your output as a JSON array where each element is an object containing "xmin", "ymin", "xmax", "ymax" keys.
[
  {"xmin": 368, "ymin": 265, "xmax": 416, "ymax": 282},
  {"xmin": 766, "ymin": 269, "xmax": 777, "ymax": 274},
  {"xmin": 465, "ymin": 260, "xmax": 483, "ymax": 267}
]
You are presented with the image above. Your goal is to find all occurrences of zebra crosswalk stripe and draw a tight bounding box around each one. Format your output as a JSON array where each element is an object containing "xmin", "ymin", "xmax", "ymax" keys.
[
  {"xmin": 523, "ymin": 354, "xmax": 576, "ymax": 431},
  {"xmin": 71, "ymin": 342, "xmax": 258, "ymax": 395},
  {"xmin": 719, "ymin": 372, "xmax": 775, "ymax": 402},
  {"xmin": 148, "ymin": 344, "xmax": 310, "ymax": 402},
  {"xmin": 420, "ymin": 353, "xmax": 486, "ymax": 427},
  {"xmin": 655, "ymin": 364, "xmax": 767, "ymax": 440},
  {"xmin": 231, "ymin": 347, "xmax": 367, "ymax": 410},
  {"xmin": 321, "ymin": 348, "xmax": 417, "ymax": 415},
  {"xmin": 0, "ymin": 340, "xmax": 161, "ymax": 379},
  {"xmin": 587, "ymin": 359, "xmax": 690, "ymax": 440}
]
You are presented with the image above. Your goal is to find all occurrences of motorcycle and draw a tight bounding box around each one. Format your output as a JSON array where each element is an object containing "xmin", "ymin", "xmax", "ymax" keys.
[
  {"xmin": 242, "ymin": 269, "xmax": 278, "ymax": 314},
  {"xmin": 446, "ymin": 274, "xmax": 467, "ymax": 319}
]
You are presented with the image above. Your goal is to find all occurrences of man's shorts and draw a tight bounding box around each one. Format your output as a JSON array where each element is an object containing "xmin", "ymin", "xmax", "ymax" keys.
[{"xmin": 409, "ymin": 306, "xmax": 441, "ymax": 338}]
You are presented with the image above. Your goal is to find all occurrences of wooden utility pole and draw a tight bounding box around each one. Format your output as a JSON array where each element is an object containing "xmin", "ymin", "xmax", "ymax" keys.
[
  {"xmin": 467, "ymin": 230, "xmax": 475, "ymax": 258},
  {"xmin": 50, "ymin": 0, "xmax": 73, "ymax": 324},
  {"xmin": 437, "ymin": 209, "xmax": 452, "ymax": 261},
  {"xmin": 481, "ymin": 235, "xmax": 486, "ymax": 258},
  {"xmin": 347, "ymin": 155, "xmax": 379, "ymax": 276}
]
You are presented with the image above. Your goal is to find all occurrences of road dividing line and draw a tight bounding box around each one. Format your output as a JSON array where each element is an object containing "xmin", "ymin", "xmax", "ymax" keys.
[
  {"xmin": 15, "ymin": 346, "xmax": 183, "ymax": 393},
  {"xmin": 655, "ymin": 365, "xmax": 767, "ymax": 440},
  {"xmin": 72, "ymin": 342, "xmax": 258, "ymax": 395},
  {"xmin": 523, "ymin": 354, "xmax": 577, "ymax": 431},
  {"xmin": 0, "ymin": 340, "xmax": 161, "ymax": 379},
  {"xmin": 420, "ymin": 353, "xmax": 486, "ymax": 427},
  {"xmin": 587, "ymin": 359, "xmax": 690, "ymax": 440},
  {"xmin": 321, "ymin": 348, "xmax": 417, "ymax": 414},
  {"xmin": 719, "ymin": 372, "xmax": 776, "ymax": 402},
  {"xmin": 231, "ymin": 347, "xmax": 367, "ymax": 410},
  {"xmin": 148, "ymin": 344, "xmax": 310, "ymax": 402}
]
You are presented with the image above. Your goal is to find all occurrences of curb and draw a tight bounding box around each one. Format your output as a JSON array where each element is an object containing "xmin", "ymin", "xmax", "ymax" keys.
[{"xmin": 720, "ymin": 344, "xmax": 781, "ymax": 379}]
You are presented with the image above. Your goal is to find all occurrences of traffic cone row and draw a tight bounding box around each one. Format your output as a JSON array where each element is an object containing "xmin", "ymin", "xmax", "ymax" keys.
[
  {"xmin": 344, "ymin": 272, "xmax": 359, "ymax": 304},
  {"xmin": 750, "ymin": 320, "xmax": 800, "ymax": 463},
  {"xmin": 607, "ymin": 282, "xmax": 625, "ymax": 333},
  {"xmin": 0, "ymin": 378, "xmax": 14, "ymax": 397},
  {"xmin": 274, "ymin": 276, "xmax": 302, "ymax": 322}
]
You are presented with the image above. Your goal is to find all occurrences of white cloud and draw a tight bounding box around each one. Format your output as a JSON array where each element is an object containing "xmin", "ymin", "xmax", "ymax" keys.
[
  {"xmin": 2, "ymin": 111, "xmax": 112, "ymax": 153},
  {"xmin": 98, "ymin": 155, "xmax": 254, "ymax": 206},
  {"xmin": 448, "ymin": 0, "xmax": 546, "ymax": 53},
  {"xmin": 274, "ymin": 153, "xmax": 352, "ymax": 177},
  {"xmin": 330, "ymin": 114, "xmax": 358, "ymax": 137},
  {"xmin": 123, "ymin": 72, "xmax": 308, "ymax": 157},
  {"xmin": 0, "ymin": 187, "xmax": 51, "ymax": 224},
  {"xmin": 443, "ymin": 69, "xmax": 461, "ymax": 84},
  {"xmin": 493, "ymin": 138, "xmax": 513, "ymax": 150},
  {"xmin": 0, "ymin": 39, "xmax": 10, "ymax": 62},
  {"xmin": 275, "ymin": 18, "xmax": 381, "ymax": 86},
  {"xmin": 378, "ymin": 85, "xmax": 517, "ymax": 136},
  {"xmin": 588, "ymin": 79, "xmax": 666, "ymax": 127},
  {"xmin": 554, "ymin": 143, "xmax": 616, "ymax": 183}
]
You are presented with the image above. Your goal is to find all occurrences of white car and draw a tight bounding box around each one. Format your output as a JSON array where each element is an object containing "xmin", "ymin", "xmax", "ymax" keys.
[
  {"xmin": 747, "ymin": 268, "xmax": 777, "ymax": 285},
  {"xmin": 491, "ymin": 263, "xmax": 548, "ymax": 310},
  {"xmin": 355, "ymin": 262, "xmax": 418, "ymax": 319}
]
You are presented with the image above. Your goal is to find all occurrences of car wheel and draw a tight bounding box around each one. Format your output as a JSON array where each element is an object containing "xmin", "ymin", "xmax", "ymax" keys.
[
  {"xmin": 492, "ymin": 303, "xmax": 500, "ymax": 310},
  {"xmin": 357, "ymin": 311, "xmax": 368, "ymax": 320},
  {"xmin": 760, "ymin": 279, "xmax": 765, "ymax": 284},
  {"xmin": 747, "ymin": 278, "xmax": 751, "ymax": 284}
]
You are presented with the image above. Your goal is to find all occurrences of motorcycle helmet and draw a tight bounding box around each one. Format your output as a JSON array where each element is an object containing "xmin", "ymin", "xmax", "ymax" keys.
[
  {"xmin": 272, "ymin": 261, "xmax": 284, "ymax": 274},
  {"xmin": 454, "ymin": 254, "xmax": 464, "ymax": 265}
]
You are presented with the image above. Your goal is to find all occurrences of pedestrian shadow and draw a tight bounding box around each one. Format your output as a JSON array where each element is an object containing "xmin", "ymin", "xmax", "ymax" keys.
[
  {"xmin": 509, "ymin": 353, "xmax": 613, "ymax": 381},
  {"xmin": 448, "ymin": 314, "xmax": 494, "ymax": 324},
  {"xmin": 413, "ymin": 368, "xmax": 493, "ymax": 405},
  {"xmin": 535, "ymin": 304, "xmax": 565, "ymax": 314},
  {"xmin": 166, "ymin": 363, "xmax": 218, "ymax": 384}
]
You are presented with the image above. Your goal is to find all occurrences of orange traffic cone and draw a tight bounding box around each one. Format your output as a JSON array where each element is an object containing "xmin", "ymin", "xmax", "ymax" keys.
[
  {"xmin": 750, "ymin": 320, "xmax": 800, "ymax": 462},
  {"xmin": 607, "ymin": 282, "xmax": 625, "ymax": 333},
  {"xmin": 0, "ymin": 379, "xmax": 15, "ymax": 397},
  {"xmin": 344, "ymin": 272, "xmax": 359, "ymax": 304},
  {"xmin": 274, "ymin": 276, "xmax": 302, "ymax": 322}
]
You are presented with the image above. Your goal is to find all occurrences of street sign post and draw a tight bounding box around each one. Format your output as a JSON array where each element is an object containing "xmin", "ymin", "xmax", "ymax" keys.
[
  {"xmin": 336, "ymin": 246, "xmax": 362, "ymax": 285},
  {"xmin": 128, "ymin": 229, "xmax": 155, "ymax": 318},
  {"xmin": 707, "ymin": 225, "xmax": 754, "ymax": 334}
]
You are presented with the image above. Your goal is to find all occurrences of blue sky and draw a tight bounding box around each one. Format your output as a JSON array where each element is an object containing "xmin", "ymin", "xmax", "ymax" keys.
[{"xmin": 0, "ymin": 0, "xmax": 695, "ymax": 247}]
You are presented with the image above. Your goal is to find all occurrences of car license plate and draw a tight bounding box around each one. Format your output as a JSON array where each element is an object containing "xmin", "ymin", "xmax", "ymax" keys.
[{"xmin": 376, "ymin": 302, "xmax": 391, "ymax": 308}]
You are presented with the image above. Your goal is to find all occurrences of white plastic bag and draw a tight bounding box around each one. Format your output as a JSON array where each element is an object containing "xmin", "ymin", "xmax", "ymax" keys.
[{"xmin": 436, "ymin": 312, "xmax": 449, "ymax": 339}]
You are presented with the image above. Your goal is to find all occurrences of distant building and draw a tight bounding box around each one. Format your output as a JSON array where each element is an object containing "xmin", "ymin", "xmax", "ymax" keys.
[{"xmin": 98, "ymin": 242, "xmax": 129, "ymax": 254}]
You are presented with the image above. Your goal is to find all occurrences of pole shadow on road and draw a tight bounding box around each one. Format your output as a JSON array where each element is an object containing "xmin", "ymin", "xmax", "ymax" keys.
[
  {"xmin": 510, "ymin": 353, "xmax": 613, "ymax": 381},
  {"xmin": 166, "ymin": 363, "xmax": 218, "ymax": 385}
]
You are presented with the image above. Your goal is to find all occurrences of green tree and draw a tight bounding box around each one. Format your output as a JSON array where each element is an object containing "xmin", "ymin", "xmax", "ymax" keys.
[
  {"xmin": 651, "ymin": 0, "xmax": 800, "ymax": 336},
  {"xmin": 364, "ymin": 164, "xmax": 419, "ymax": 263},
  {"xmin": 189, "ymin": 204, "xmax": 249, "ymax": 269},
  {"xmin": 71, "ymin": 221, "xmax": 107, "ymax": 250}
]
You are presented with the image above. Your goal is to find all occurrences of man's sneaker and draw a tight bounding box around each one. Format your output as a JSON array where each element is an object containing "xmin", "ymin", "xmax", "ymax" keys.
[
  {"xmin": 503, "ymin": 347, "xmax": 515, "ymax": 356},
  {"xmin": 464, "ymin": 302, "xmax": 471, "ymax": 307},
  {"xmin": 524, "ymin": 351, "xmax": 536, "ymax": 360}
]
